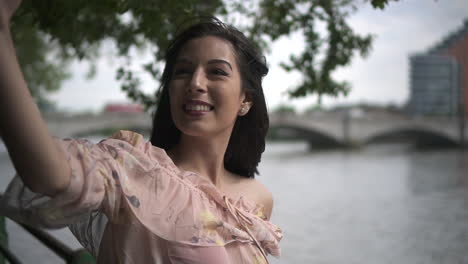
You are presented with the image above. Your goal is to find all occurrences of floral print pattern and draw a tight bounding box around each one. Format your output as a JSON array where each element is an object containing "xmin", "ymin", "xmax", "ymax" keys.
[{"xmin": 0, "ymin": 130, "xmax": 283, "ymax": 263}]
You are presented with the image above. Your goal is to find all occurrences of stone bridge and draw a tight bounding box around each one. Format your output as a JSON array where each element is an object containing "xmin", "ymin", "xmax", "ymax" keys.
[
  {"xmin": 43, "ymin": 111, "xmax": 468, "ymax": 147},
  {"xmin": 270, "ymin": 112, "xmax": 467, "ymax": 147},
  {"xmin": 44, "ymin": 112, "xmax": 153, "ymax": 138}
]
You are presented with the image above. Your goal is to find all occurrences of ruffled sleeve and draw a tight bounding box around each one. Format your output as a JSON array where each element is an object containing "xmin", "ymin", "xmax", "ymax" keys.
[
  {"xmin": 0, "ymin": 130, "xmax": 151, "ymax": 228},
  {"xmin": 0, "ymin": 130, "xmax": 283, "ymax": 258}
]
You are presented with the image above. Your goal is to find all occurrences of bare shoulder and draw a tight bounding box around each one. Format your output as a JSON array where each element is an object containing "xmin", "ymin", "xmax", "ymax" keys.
[
  {"xmin": 242, "ymin": 178, "xmax": 274, "ymax": 220},
  {"xmin": 225, "ymin": 171, "xmax": 275, "ymax": 220}
]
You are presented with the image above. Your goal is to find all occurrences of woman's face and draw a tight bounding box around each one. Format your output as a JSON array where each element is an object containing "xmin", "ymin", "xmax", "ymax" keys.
[{"xmin": 169, "ymin": 36, "xmax": 248, "ymax": 139}]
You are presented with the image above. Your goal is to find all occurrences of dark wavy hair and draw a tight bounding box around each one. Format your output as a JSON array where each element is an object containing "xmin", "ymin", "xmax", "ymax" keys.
[{"xmin": 150, "ymin": 17, "xmax": 269, "ymax": 178}]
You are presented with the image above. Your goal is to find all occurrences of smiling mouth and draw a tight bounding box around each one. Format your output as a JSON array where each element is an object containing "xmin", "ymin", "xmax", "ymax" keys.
[{"xmin": 184, "ymin": 104, "xmax": 214, "ymax": 112}]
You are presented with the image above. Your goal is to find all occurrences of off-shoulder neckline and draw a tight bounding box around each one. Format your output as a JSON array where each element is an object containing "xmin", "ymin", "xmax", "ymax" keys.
[
  {"xmin": 110, "ymin": 130, "xmax": 266, "ymax": 216},
  {"xmin": 162, "ymin": 148, "xmax": 259, "ymax": 205}
]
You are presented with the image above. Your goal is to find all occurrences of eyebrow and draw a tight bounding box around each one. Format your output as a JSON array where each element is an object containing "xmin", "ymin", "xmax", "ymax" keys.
[
  {"xmin": 175, "ymin": 58, "xmax": 232, "ymax": 70},
  {"xmin": 207, "ymin": 59, "xmax": 232, "ymax": 70}
]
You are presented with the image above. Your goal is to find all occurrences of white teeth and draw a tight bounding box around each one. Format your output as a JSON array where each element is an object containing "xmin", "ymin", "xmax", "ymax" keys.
[{"xmin": 185, "ymin": 104, "xmax": 212, "ymax": 111}]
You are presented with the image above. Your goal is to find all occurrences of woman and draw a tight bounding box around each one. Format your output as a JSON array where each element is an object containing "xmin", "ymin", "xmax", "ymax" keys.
[{"xmin": 0, "ymin": 1, "xmax": 282, "ymax": 263}]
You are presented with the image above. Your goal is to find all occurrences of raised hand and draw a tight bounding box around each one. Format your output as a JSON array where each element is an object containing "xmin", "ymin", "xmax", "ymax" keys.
[
  {"xmin": 0, "ymin": 0, "xmax": 22, "ymax": 29},
  {"xmin": 0, "ymin": 0, "xmax": 72, "ymax": 196}
]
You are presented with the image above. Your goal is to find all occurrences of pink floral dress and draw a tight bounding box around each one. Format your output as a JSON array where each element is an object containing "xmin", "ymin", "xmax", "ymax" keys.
[{"xmin": 0, "ymin": 130, "xmax": 283, "ymax": 263}]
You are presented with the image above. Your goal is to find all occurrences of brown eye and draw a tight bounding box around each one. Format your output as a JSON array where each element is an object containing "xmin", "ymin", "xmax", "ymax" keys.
[{"xmin": 211, "ymin": 68, "xmax": 228, "ymax": 76}]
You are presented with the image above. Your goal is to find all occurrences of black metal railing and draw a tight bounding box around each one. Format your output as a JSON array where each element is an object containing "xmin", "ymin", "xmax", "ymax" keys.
[{"xmin": 0, "ymin": 216, "xmax": 95, "ymax": 264}]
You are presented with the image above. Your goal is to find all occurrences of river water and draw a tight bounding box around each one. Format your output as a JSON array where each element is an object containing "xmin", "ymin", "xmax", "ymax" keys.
[{"xmin": 1, "ymin": 139, "xmax": 468, "ymax": 263}]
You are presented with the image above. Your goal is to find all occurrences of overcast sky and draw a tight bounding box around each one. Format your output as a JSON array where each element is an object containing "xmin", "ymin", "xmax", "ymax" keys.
[{"xmin": 49, "ymin": 0, "xmax": 468, "ymax": 113}]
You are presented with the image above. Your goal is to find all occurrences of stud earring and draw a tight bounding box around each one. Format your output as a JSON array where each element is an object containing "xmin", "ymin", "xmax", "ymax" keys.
[{"xmin": 239, "ymin": 107, "xmax": 248, "ymax": 115}]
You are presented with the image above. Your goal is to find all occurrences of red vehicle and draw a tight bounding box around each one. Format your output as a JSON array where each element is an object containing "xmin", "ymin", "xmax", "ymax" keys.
[{"xmin": 104, "ymin": 103, "xmax": 144, "ymax": 113}]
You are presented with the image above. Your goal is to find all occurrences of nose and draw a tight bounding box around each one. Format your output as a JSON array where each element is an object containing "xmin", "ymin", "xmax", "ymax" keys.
[{"xmin": 188, "ymin": 67, "xmax": 207, "ymax": 94}]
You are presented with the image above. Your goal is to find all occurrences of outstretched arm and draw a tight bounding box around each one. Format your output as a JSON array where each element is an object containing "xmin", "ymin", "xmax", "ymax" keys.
[{"xmin": 0, "ymin": 0, "xmax": 71, "ymax": 196}]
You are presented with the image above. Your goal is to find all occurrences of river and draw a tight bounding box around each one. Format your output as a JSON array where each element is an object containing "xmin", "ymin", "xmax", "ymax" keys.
[{"xmin": 1, "ymin": 139, "xmax": 468, "ymax": 263}]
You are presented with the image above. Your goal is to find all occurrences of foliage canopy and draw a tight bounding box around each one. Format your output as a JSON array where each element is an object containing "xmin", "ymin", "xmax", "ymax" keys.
[{"xmin": 11, "ymin": 0, "xmax": 396, "ymax": 110}]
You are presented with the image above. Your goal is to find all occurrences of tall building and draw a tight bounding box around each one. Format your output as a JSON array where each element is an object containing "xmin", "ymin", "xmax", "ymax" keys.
[{"xmin": 408, "ymin": 19, "xmax": 468, "ymax": 116}]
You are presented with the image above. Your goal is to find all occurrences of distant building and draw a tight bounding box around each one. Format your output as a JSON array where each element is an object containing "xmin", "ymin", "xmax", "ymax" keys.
[{"xmin": 407, "ymin": 19, "xmax": 468, "ymax": 116}]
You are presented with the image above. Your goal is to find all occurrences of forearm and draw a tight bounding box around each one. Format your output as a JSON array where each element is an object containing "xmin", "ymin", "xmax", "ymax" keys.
[{"xmin": 0, "ymin": 28, "xmax": 70, "ymax": 196}]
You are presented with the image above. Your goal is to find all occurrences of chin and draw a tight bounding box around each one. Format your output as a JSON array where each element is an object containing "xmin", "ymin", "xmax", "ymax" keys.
[
  {"xmin": 177, "ymin": 123, "xmax": 234, "ymax": 140},
  {"xmin": 176, "ymin": 123, "xmax": 211, "ymax": 137}
]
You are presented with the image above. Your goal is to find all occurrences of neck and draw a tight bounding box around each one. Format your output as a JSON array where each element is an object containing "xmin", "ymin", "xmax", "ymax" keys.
[{"xmin": 168, "ymin": 132, "xmax": 232, "ymax": 188}]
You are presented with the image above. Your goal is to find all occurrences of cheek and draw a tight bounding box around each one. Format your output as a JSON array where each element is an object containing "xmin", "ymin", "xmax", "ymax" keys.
[
  {"xmin": 220, "ymin": 80, "xmax": 243, "ymax": 104},
  {"xmin": 213, "ymin": 94, "xmax": 242, "ymax": 116}
]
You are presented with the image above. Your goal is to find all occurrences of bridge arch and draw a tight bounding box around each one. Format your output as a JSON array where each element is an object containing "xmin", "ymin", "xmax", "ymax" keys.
[
  {"xmin": 45, "ymin": 112, "xmax": 153, "ymax": 138},
  {"xmin": 269, "ymin": 124, "xmax": 346, "ymax": 148},
  {"xmin": 365, "ymin": 127, "xmax": 459, "ymax": 147}
]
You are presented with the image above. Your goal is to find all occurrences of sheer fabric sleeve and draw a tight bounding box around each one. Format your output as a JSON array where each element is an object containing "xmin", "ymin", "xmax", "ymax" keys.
[
  {"xmin": 68, "ymin": 209, "xmax": 108, "ymax": 257},
  {"xmin": 0, "ymin": 130, "xmax": 284, "ymax": 258},
  {"xmin": 0, "ymin": 131, "xmax": 147, "ymax": 229}
]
